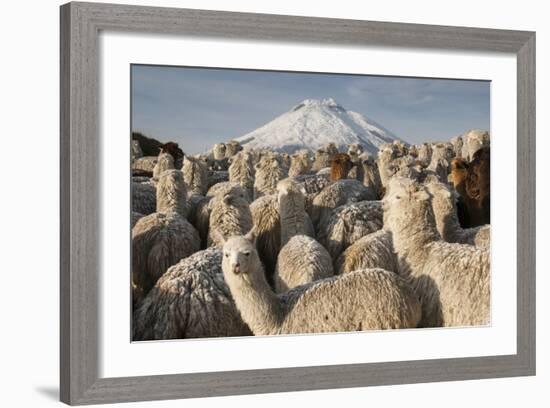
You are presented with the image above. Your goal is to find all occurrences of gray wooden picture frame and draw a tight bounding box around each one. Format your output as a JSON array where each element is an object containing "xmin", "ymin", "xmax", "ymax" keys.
[{"xmin": 60, "ymin": 1, "xmax": 536, "ymax": 405}]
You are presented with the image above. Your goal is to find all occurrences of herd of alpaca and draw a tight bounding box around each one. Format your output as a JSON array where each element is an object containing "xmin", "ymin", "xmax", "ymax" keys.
[{"xmin": 131, "ymin": 131, "xmax": 491, "ymax": 340}]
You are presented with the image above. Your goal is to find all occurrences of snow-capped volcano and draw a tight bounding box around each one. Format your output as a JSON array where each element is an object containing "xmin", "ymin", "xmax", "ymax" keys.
[{"xmin": 235, "ymin": 98, "xmax": 402, "ymax": 155}]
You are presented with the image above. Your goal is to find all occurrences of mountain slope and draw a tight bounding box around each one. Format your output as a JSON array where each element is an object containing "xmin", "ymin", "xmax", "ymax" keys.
[{"xmin": 235, "ymin": 98, "xmax": 402, "ymax": 155}]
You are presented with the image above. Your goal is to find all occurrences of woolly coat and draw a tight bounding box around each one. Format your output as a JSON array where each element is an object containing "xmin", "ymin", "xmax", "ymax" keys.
[
  {"xmin": 228, "ymin": 150, "xmax": 255, "ymax": 201},
  {"xmin": 317, "ymin": 200, "xmax": 384, "ymax": 260},
  {"xmin": 311, "ymin": 179, "xmax": 377, "ymax": 230},
  {"xmin": 253, "ymin": 154, "xmax": 287, "ymax": 200},
  {"xmin": 250, "ymin": 193, "xmax": 315, "ymax": 283},
  {"xmin": 274, "ymin": 235, "xmax": 333, "ymax": 293},
  {"xmin": 361, "ymin": 157, "xmax": 383, "ymax": 198},
  {"xmin": 212, "ymin": 143, "xmax": 227, "ymax": 161},
  {"xmin": 384, "ymin": 177, "xmax": 490, "ymax": 327},
  {"xmin": 182, "ymin": 155, "xmax": 209, "ymax": 196},
  {"xmin": 132, "ymin": 156, "xmax": 158, "ymax": 173},
  {"xmin": 335, "ymin": 229, "xmax": 396, "ymax": 275},
  {"xmin": 207, "ymin": 189, "xmax": 254, "ymax": 247},
  {"xmin": 293, "ymin": 174, "xmax": 332, "ymax": 214},
  {"xmin": 152, "ymin": 152, "xmax": 175, "ymax": 180},
  {"xmin": 132, "ymin": 170, "xmax": 200, "ymax": 297},
  {"xmin": 132, "ymin": 182, "xmax": 156, "ymax": 215},
  {"xmin": 288, "ymin": 150, "xmax": 313, "ymax": 177},
  {"xmin": 133, "ymin": 247, "xmax": 251, "ymax": 340},
  {"xmin": 330, "ymin": 153, "xmax": 354, "ymax": 181},
  {"xmin": 222, "ymin": 235, "xmax": 421, "ymax": 335},
  {"xmin": 273, "ymin": 179, "xmax": 333, "ymax": 292}
]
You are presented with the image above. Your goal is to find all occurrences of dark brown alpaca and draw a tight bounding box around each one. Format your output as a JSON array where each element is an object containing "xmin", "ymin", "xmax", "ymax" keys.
[
  {"xmin": 450, "ymin": 148, "xmax": 490, "ymax": 228},
  {"xmin": 330, "ymin": 153, "xmax": 353, "ymax": 182},
  {"xmin": 465, "ymin": 147, "xmax": 490, "ymax": 226},
  {"xmin": 160, "ymin": 142, "xmax": 185, "ymax": 169}
]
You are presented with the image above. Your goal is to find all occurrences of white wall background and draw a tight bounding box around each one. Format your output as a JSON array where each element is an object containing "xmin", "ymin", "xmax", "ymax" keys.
[{"xmin": 0, "ymin": 0, "xmax": 545, "ymax": 407}]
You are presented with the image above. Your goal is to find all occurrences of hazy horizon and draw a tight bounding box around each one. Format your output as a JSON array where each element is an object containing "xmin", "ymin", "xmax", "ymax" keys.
[{"xmin": 131, "ymin": 65, "xmax": 490, "ymax": 154}]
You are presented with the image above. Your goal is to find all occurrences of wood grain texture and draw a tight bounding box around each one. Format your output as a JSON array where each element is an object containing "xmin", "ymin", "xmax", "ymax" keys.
[{"xmin": 60, "ymin": 1, "xmax": 536, "ymax": 405}]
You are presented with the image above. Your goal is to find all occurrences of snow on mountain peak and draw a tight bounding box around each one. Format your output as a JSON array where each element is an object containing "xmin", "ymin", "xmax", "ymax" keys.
[
  {"xmin": 235, "ymin": 98, "xmax": 402, "ymax": 155},
  {"xmin": 292, "ymin": 98, "xmax": 342, "ymax": 111}
]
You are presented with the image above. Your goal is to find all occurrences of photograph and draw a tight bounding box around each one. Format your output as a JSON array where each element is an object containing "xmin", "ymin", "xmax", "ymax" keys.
[{"xmin": 130, "ymin": 65, "xmax": 491, "ymax": 341}]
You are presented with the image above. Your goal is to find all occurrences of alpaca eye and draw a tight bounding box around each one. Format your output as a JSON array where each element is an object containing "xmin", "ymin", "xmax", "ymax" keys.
[
  {"xmin": 224, "ymin": 253, "xmax": 229, "ymax": 258},
  {"xmin": 244, "ymin": 252, "xmax": 250, "ymax": 256}
]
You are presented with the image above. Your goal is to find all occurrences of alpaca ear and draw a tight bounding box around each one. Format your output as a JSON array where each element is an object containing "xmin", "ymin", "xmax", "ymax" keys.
[{"xmin": 244, "ymin": 227, "xmax": 257, "ymax": 245}]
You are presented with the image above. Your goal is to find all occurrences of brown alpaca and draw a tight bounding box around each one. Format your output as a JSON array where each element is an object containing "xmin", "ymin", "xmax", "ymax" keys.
[
  {"xmin": 330, "ymin": 153, "xmax": 353, "ymax": 181},
  {"xmin": 450, "ymin": 157, "xmax": 469, "ymax": 197},
  {"xmin": 450, "ymin": 149, "xmax": 490, "ymax": 228},
  {"xmin": 465, "ymin": 147, "xmax": 490, "ymax": 227},
  {"xmin": 160, "ymin": 142, "xmax": 185, "ymax": 168}
]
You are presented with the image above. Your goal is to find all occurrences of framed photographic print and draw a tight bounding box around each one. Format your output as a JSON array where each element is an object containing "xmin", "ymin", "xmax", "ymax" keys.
[{"xmin": 60, "ymin": 1, "xmax": 535, "ymax": 405}]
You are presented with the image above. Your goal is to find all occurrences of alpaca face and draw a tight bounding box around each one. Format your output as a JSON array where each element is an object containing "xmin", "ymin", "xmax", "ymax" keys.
[
  {"xmin": 276, "ymin": 178, "xmax": 304, "ymax": 196},
  {"xmin": 383, "ymin": 177, "xmax": 432, "ymax": 233},
  {"xmin": 222, "ymin": 235, "xmax": 259, "ymax": 282},
  {"xmin": 425, "ymin": 180, "xmax": 454, "ymax": 212}
]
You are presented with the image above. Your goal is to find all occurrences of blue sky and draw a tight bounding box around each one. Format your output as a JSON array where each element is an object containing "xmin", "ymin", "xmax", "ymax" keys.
[{"xmin": 131, "ymin": 65, "xmax": 490, "ymax": 154}]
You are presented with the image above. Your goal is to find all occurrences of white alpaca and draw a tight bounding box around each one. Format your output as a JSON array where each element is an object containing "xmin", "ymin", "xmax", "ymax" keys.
[
  {"xmin": 250, "ymin": 192, "xmax": 315, "ymax": 283},
  {"xmin": 253, "ymin": 153, "xmax": 287, "ymax": 200},
  {"xmin": 450, "ymin": 135, "xmax": 464, "ymax": 158},
  {"xmin": 228, "ymin": 150, "xmax": 255, "ymax": 201},
  {"xmin": 288, "ymin": 149, "xmax": 313, "ymax": 177},
  {"xmin": 384, "ymin": 177, "xmax": 490, "ymax": 327},
  {"xmin": 208, "ymin": 187, "xmax": 253, "ymax": 247},
  {"xmin": 416, "ymin": 143, "xmax": 432, "ymax": 167},
  {"xmin": 152, "ymin": 152, "xmax": 175, "ymax": 180},
  {"xmin": 133, "ymin": 247, "xmax": 251, "ymax": 340},
  {"xmin": 212, "ymin": 143, "xmax": 227, "ymax": 160},
  {"xmin": 273, "ymin": 179, "xmax": 333, "ymax": 292},
  {"xmin": 221, "ymin": 232, "xmax": 421, "ymax": 335},
  {"xmin": 132, "ymin": 170, "xmax": 200, "ymax": 297},
  {"xmin": 461, "ymin": 130, "xmax": 490, "ymax": 161},
  {"xmin": 182, "ymin": 155, "xmax": 208, "ymax": 195},
  {"xmin": 425, "ymin": 180, "xmax": 490, "ymax": 247},
  {"xmin": 192, "ymin": 183, "xmax": 251, "ymax": 248}
]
